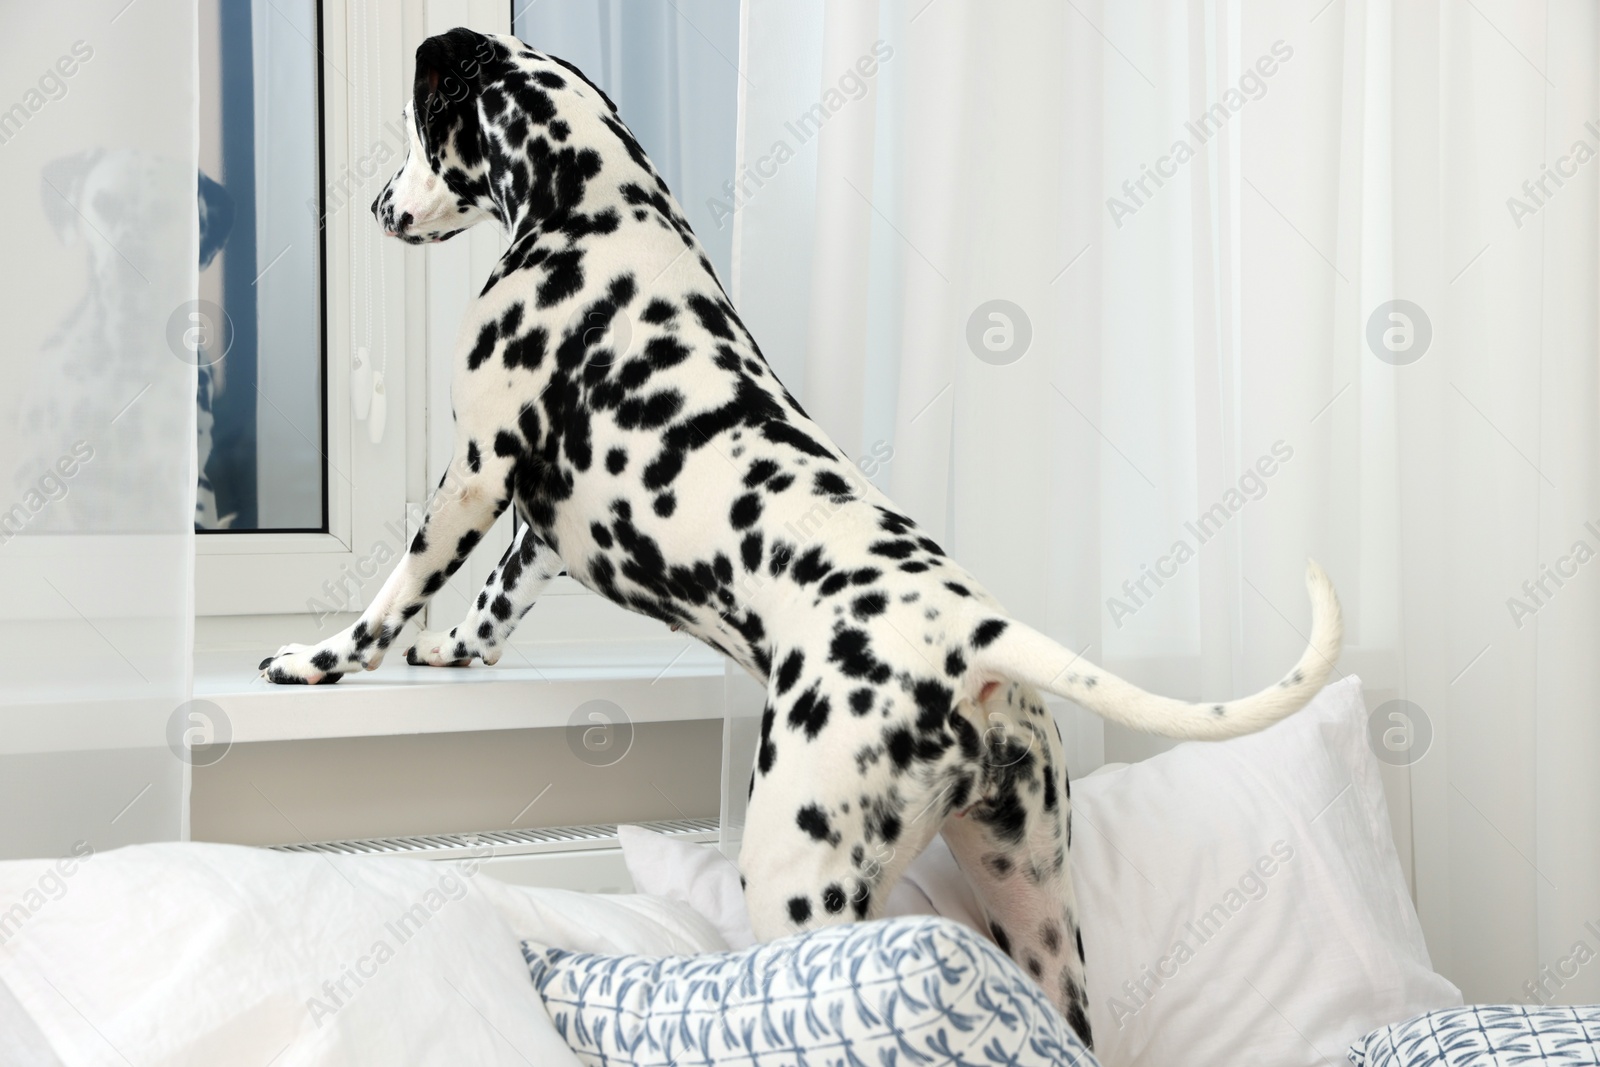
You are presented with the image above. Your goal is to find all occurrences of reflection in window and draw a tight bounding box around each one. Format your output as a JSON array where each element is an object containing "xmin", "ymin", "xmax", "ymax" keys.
[{"xmin": 197, "ymin": 0, "xmax": 325, "ymax": 531}]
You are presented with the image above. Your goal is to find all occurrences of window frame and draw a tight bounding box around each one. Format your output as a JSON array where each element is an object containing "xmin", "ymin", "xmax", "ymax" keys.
[{"xmin": 196, "ymin": 0, "xmax": 416, "ymax": 616}]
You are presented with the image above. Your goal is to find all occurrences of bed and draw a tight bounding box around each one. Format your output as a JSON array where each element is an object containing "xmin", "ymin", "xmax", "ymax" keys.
[{"xmin": 3, "ymin": 677, "xmax": 1583, "ymax": 1067}]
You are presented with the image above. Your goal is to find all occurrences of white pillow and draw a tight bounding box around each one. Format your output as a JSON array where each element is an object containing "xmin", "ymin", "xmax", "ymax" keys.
[
  {"xmin": 1074, "ymin": 674, "xmax": 1461, "ymax": 1065},
  {"xmin": 0, "ymin": 841, "xmax": 714, "ymax": 1067}
]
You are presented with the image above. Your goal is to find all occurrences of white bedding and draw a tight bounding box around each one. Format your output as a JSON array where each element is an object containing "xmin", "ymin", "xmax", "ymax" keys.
[{"xmin": 0, "ymin": 842, "xmax": 727, "ymax": 1066}]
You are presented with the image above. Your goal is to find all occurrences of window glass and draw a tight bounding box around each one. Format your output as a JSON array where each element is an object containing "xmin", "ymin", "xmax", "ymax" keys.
[{"xmin": 197, "ymin": 0, "xmax": 325, "ymax": 531}]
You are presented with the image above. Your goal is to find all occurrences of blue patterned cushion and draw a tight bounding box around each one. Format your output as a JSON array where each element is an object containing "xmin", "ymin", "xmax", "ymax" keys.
[
  {"xmin": 1349, "ymin": 1006, "xmax": 1600, "ymax": 1065},
  {"xmin": 522, "ymin": 915, "xmax": 1098, "ymax": 1066}
]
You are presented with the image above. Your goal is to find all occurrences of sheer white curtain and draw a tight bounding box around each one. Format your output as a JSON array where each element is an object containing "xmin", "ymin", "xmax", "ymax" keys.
[
  {"xmin": 514, "ymin": 0, "xmax": 739, "ymax": 282},
  {"xmin": 734, "ymin": 0, "xmax": 1600, "ymax": 1006},
  {"xmin": 0, "ymin": 2, "xmax": 197, "ymax": 859}
]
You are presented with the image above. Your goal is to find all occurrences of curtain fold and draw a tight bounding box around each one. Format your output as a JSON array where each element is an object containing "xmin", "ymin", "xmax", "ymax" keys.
[
  {"xmin": 734, "ymin": 0, "xmax": 1600, "ymax": 1008},
  {"xmin": 0, "ymin": 1, "xmax": 198, "ymax": 860}
]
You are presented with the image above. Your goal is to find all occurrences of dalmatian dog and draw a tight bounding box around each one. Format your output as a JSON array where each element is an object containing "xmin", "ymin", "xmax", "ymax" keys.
[{"xmin": 259, "ymin": 28, "xmax": 1343, "ymax": 1045}]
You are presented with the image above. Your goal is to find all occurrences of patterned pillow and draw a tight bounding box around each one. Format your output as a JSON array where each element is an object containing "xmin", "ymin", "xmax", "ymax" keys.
[
  {"xmin": 1349, "ymin": 1005, "xmax": 1600, "ymax": 1065},
  {"xmin": 523, "ymin": 914, "xmax": 1098, "ymax": 1066}
]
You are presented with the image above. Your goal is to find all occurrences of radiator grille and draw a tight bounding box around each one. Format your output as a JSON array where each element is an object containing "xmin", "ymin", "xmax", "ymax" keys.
[{"xmin": 268, "ymin": 817, "xmax": 719, "ymax": 860}]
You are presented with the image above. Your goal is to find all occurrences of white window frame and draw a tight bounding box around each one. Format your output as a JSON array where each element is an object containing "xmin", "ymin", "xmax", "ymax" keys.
[{"xmin": 196, "ymin": 0, "xmax": 506, "ymax": 618}]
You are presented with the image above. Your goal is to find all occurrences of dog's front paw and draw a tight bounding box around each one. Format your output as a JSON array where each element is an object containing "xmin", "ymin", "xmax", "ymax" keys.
[
  {"xmin": 258, "ymin": 644, "xmax": 347, "ymax": 685},
  {"xmin": 404, "ymin": 628, "xmax": 501, "ymax": 668}
]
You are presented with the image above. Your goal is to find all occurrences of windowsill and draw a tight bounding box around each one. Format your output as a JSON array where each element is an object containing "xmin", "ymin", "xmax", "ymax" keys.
[{"xmin": 194, "ymin": 637, "xmax": 729, "ymax": 742}]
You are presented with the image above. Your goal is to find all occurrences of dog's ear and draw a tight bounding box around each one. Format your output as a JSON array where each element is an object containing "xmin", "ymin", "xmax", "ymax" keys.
[
  {"xmin": 197, "ymin": 170, "xmax": 234, "ymax": 270},
  {"xmin": 39, "ymin": 149, "xmax": 103, "ymax": 246},
  {"xmin": 412, "ymin": 27, "xmax": 499, "ymax": 166}
]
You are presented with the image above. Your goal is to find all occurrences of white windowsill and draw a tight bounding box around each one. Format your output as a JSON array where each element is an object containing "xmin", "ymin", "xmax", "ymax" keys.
[{"xmin": 194, "ymin": 638, "xmax": 729, "ymax": 743}]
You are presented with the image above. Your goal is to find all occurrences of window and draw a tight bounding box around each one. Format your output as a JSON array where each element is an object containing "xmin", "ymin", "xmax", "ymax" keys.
[{"xmin": 197, "ymin": 0, "xmax": 326, "ymax": 532}]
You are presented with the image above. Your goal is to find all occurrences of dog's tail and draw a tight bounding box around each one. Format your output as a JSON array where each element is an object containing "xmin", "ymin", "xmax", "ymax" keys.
[{"xmin": 967, "ymin": 559, "xmax": 1342, "ymax": 741}]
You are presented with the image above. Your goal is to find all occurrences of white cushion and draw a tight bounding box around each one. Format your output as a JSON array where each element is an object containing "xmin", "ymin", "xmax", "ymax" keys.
[
  {"xmin": 0, "ymin": 841, "xmax": 724, "ymax": 1066},
  {"xmin": 1349, "ymin": 1005, "xmax": 1600, "ymax": 1065},
  {"xmin": 1074, "ymin": 674, "xmax": 1461, "ymax": 1064},
  {"xmin": 524, "ymin": 915, "xmax": 1100, "ymax": 1066}
]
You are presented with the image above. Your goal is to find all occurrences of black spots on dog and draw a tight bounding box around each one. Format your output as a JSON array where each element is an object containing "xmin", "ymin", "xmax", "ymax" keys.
[
  {"xmin": 1042, "ymin": 767, "xmax": 1059, "ymax": 812},
  {"xmin": 822, "ymin": 884, "xmax": 846, "ymax": 914},
  {"xmin": 885, "ymin": 727, "xmax": 915, "ymax": 771},
  {"xmin": 1026, "ymin": 956, "xmax": 1044, "ymax": 979},
  {"xmin": 813, "ymin": 470, "xmax": 854, "ymax": 499},
  {"xmin": 787, "ymin": 684, "xmax": 831, "ymax": 739},
  {"xmin": 944, "ymin": 649, "xmax": 966, "ymax": 676},
  {"xmin": 900, "ymin": 561, "xmax": 930, "ymax": 574},
  {"xmin": 740, "ymin": 532, "xmax": 763, "ymax": 573},
  {"xmin": 766, "ymin": 473, "xmax": 796, "ymax": 493},
  {"xmin": 976, "ymin": 787, "xmax": 1029, "ymax": 846},
  {"xmin": 852, "ymin": 592, "xmax": 887, "ymax": 620},
  {"xmin": 730, "ymin": 492, "xmax": 762, "ymax": 530},
  {"xmin": 877, "ymin": 509, "xmax": 915, "ymax": 534},
  {"xmin": 868, "ymin": 538, "xmax": 917, "ymax": 560},
  {"xmin": 817, "ymin": 571, "xmax": 850, "ymax": 598},
  {"xmin": 849, "ymin": 688, "xmax": 873, "ymax": 716},
  {"xmin": 1076, "ymin": 927, "xmax": 1086, "ymax": 963},
  {"xmin": 465, "ymin": 441, "xmax": 482, "ymax": 473},
  {"xmin": 944, "ymin": 581, "xmax": 971, "ymax": 597},
  {"xmin": 640, "ymin": 298, "xmax": 676, "ymax": 324},
  {"xmin": 499, "ymin": 302, "xmax": 524, "ymax": 339},
  {"xmin": 795, "ymin": 804, "xmax": 840, "ymax": 846},
  {"xmin": 605, "ymin": 448, "xmax": 627, "ymax": 474},
  {"xmin": 861, "ymin": 796, "xmax": 902, "ymax": 847},
  {"xmin": 490, "ymin": 595, "xmax": 513, "ymax": 621},
  {"xmin": 536, "ymin": 248, "xmax": 584, "ymax": 308},
  {"xmin": 852, "ymin": 883, "xmax": 872, "ymax": 919},
  {"xmin": 421, "ymin": 571, "xmax": 446, "ymax": 596},
  {"xmin": 850, "ymin": 843, "xmax": 865, "ymax": 868},
  {"xmin": 744, "ymin": 458, "xmax": 779, "ymax": 487},
  {"xmin": 493, "ymin": 430, "xmax": 522, "ymax": 458},
  {"xmin": 791, "ymin": 545, "xmax": 832, "ymax": 587},
  {"xmin": 686, "ymin": 292, "xmax": 736, "ymax": 340},
  {"xmin": 913, "ymin": 679, "xmax": 954, "ymax": 733},
  {"xmin": 466, "ymin": 320, "xmax": 499, "ymax": 370},
  {"xmin": 456, "ymin": 531, "xmax": 482, "ymax": 558},
  {"xmin": 589, "ymin": 522, "xmax": 613, "ymax": 549},
  {"xmin": 532, "ymin": 69, "xmax": 566, "ymax": 90},
  {"xmin": 1212, "ymin": 704, "xmax": 1226, "ymax": 716},
  {"xmin": 829, "ymin": 628, "xmax": 891, "ymax": 684},
  {"xmin": 983, "ymin": 853, "xmax": 1015, "ymax": 880},
  {"xmin": 503, "ymin": 325, "xmax": 547, "ymax": 371},
  {"xmin": 653, "ymin": 492, "xmax": 676, "ymax": 518},
  {"xmin": 990, "ymin": 921, "xmax": 1012, "ymax": 956},
  {"xmin": 971, "ymin": 618, "xmax": 1009, "ymax": 648},
  {"xmin": 1039, "ymin": 920, "xmax": 1063, "ymax": 955},
  {"xmin": 310, "ymin": 649, "xmax": 339, "ymax": 671},
  {"xmin": 948, "ymin": 708, "xmax": 981, "ymax": 759},
  {"xmin": 1065, "ymin": 995, "xmax": 1092, "ymax": 1046},
  {"xmin": 775, "ymin": 649, "xmax": 805, "ymax": 695},
  {"xmin": 757, "ymin": 703, "xmax": 778, "ymax": 775},
  {"xmin": 787, "ymin": 896, "xmax": 812, "ymax": 925},
  {"xmin": 477, "ymin": 620, "xmax": 494, "ymax": 641},
  {"xmin": 410, "ymin": 529, "xmax": 429, "ymax": 555},
  {"xmin": 761, "ymin": 420, "xmax": 835, "ymax": 461}
]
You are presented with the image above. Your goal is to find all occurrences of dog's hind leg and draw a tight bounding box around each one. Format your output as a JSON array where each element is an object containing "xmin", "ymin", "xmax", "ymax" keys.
[
  {"xmin": 940, "ymin": 683, "xmax": 1093, "ymax": 1047},
  {"xmin": 259, "ymin": 450, "xmax": 514, "ymax": 684},
  {"xmin": 405, "ymin": 522, "xmax": 564, "ymax": 667}
]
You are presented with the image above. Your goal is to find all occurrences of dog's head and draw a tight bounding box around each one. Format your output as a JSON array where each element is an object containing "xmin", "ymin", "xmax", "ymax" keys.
[
  {"xmin": 373, "ymin": 28, "xmax": 625, "ymax": 244},
  {"xmin": 372, "ymin": 28, "xmax": 503, "ymax": 243}
]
